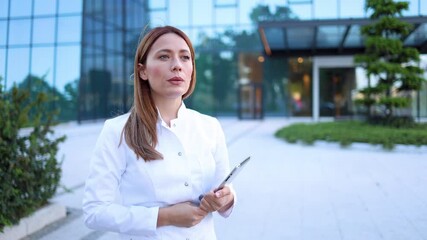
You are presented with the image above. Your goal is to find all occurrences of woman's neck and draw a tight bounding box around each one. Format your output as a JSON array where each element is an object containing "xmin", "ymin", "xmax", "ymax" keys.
[{"xmin": 155, "ymin": 98, "xmax": 182, "ymax": 126}]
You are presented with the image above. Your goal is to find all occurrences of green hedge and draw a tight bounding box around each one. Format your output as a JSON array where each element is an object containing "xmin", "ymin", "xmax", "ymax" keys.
[
  {"xmin": 0, "ymin": 84, "xmax": 66, "ymax": 232},
  {"xmin": 275, "ymin": 121, "xmax": 427, "ymax": 150}
]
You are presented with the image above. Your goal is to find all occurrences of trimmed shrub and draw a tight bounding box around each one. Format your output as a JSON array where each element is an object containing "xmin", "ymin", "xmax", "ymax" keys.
[
  {"xmin": 275, "ymin": 121, "xmax": 427, "ymax": 150},
  {"xmin": 0, "ymin": 83, "xmax": 66, "ymax": 232}
]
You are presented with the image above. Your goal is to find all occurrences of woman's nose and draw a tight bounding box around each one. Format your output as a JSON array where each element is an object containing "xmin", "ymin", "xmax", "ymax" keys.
[{"xmin": 171, "ymin": 58, "xmax": 182, "ymax": 71}]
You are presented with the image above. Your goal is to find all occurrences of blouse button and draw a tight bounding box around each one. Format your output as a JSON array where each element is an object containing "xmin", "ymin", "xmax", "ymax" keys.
[
  {"xmin": 173, "ymin": 123, "xmax": 176, "ymax": 127},
  {"xmin": 178, "ymin": 152, "xmax": 182, "ymax": 156},
  {"xmin": 184, "ymin": 182, "xmax": 189, "ymax": 187}
]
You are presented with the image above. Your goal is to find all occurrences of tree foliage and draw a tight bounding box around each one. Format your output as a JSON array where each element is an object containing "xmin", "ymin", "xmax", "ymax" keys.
[
  {"xmin": 0, "ymin": 78, "xmax": 66, "ymax": 232},
  {"xmin": 354, "ymin": 0, "xmax": 425, "ymax": 124}
]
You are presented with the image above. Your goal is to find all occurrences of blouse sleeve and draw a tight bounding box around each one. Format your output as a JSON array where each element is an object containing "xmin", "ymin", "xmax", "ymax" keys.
[
  {"xmin": 82, "ymin": 118, "xmax": 159, "ymax": 235},
  {"xmin": 212, "ymin": 118, "xmax": 236, "ymax": 218}
]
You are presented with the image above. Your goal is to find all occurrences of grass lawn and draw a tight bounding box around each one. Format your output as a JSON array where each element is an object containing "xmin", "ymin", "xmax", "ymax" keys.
[{"xmin": 275, "ymin": 121, "xmax": 427, "ymax": 150}]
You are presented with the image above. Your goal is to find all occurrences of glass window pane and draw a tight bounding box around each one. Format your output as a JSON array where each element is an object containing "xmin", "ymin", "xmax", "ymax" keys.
[
  {"xmin": 150, "ymin": 11, "xmax": 168, "ymax": 26},
  {"xmin": 403, "ymin": 0, "xmax": 421, "ymax": 16},
  {"xmin": 55, "ymin": 45, "xmax": 81, "ymax": 94},
  {"xmin": 7, "ymin": 48, "xmax": 30, "ymax": 90},
  {"xmin": 0, "ymin": 49, "xmax": 5, "ymax": 81},
  {"xmin": 317, "ymin": 26, "xmax": 346, "ymax": 48},
  {"xmin": 264, "ymin": 28, "xmax": 284, "ymax": 50},
  {"xmin": 149, "ymin": 0, "xmax": 167, "ymax": 10},
  {"xmin": 57, "ymin": 16, "xmax": 82, "ymax": 43},
  {"xmin": 340, "ymin": 0, "xmax": 364, "ymax": 18},
  {"xmin": 314, "ymin": 0, "xmax": 337, "ymax": 19},
  {"xmin": 0, "ymin": 1, "xmax": 9, "ymax": 18},
  {"xmin": 10, "ymin": 0, "xmax": 32, "ymax": 17},
  {"xmin": 288, "ymin": 57, "xmax": 312, "ymax": 116},
  {"xmin": 344, "ymin": 25, "xmax": 364, "ymax": 48},
  {"xmin": 105, "ymin": 2, "xmax": 115, "ymax": 25},
  {"xmin": 170, "ymin": 0, "xmax": 190, "ymax": 26},
  {"xmin": 404, "ymin": 23, "xmax": 427, "ymax": 46},
  {"xmin": 31, "ymin": 47, "xmax": 54, "ymax": 84},
  {"xmin": 58, "ymin": 0, "xmax": 83, "ymax": 14},
  {"xmin": 319, "ymin": 68, "xmax": 356, "ymax": 117},
  {"xmin": 289, "ymin": 4, "xmax": 312, "ymax": 20},
  {"xmin": 9, "ymin": 19, "xmax": 31, "ymax": 46},
  {"xmin": 33, "ymin": 18, "xmax": 56, "ymax": 44},
  {"xmin": 287, "ymin": 27, "xmax": 314, "ymax": 49},
  {"xmin": 34, "ymin": 0, "xmax": 57, "ymax": 15},
  {"xmin": 422, "ymin": 0, "xmax": 427, "ymax": 15},
  {"xmin": 193, "ymin": 0, "xmax": 213, "ymax": 26},
  {"xmin": 215, "ymin": 8, "xmax": 237, "ymax": 25},
  {"xmin": 0, "ymin": 21, "xmax": 7, "ymax": 46},
  {"xmin": 113, "ymin": 0, "xmax": 123, "ymax": 28},
  {"xmin": 215, "ymin": 0, "xmax": 237, "ymax": 6},
  {"xmin": 106, "ymin": 29, "xmax": 116, "ymax": 52}
]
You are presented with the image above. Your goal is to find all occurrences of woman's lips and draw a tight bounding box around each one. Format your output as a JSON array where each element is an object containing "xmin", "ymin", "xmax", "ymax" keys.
[{"xmin": 168, "ymin": 76, "xmax": 184, "ymax": 85}]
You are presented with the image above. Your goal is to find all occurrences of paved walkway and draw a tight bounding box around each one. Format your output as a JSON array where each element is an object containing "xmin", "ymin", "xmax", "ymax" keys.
[{"xmin": 23, "ymin": 118, "xmax": 427, "ymax": 240}]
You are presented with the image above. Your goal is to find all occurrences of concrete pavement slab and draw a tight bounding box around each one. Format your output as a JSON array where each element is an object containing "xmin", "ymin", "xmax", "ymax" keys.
[{"xmin": 20, "ymin": 118, "xmax": 427, "ymax": 240}]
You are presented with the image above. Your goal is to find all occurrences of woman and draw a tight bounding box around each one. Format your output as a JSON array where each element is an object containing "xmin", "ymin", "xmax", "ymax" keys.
[{"xmin": 82, "ymin": 26, "xmax": 235, "ymax": 240}]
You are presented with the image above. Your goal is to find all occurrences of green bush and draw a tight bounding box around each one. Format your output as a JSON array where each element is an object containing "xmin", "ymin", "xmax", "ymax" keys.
[
  {"xmin": 275, "ymin": 121, "xmax": 427, "ymax": 150},
  {"xmin": 0, "ymin": 83, "xmax": 66, "ymax": 232}
]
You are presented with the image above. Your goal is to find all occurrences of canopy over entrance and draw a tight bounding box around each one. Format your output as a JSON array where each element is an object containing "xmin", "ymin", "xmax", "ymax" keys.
[{"xmin": 258, "ymin": 16, "xmax": 427, "ymax": 56}]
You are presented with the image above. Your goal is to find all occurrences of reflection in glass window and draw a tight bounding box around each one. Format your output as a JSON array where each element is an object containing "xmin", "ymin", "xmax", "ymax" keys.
[
  {"xmin": 31, "ymin": 47, "xmax": 54, "ymax": 84},
  {"xmin": 289, "ymin": 2, "xmax": 312, "ymax": 19},
  {"xmin": 215, "ymin": 0, "xmax": 238, "ymax": 6},
  {"xmin": 422, "ymin": 0, "xmax": 427, "ymax": 15},
  {"xmin": 314, "ymin": 0, "xmax": 337, "ymax": 19},
  {"xmin": 58, "ymin": 0, "xmax": 83, "ymax": 14},
  {"xmin": 319, "ymin": 68, "xmax": 356, "ymax": 117},
  {"xmin": 192, "ymin": 1, "xmax": 212, "ymax": 26},
  {"xmin": 403, "ymin": 0, "xmax": 421, "ymax": 16},
  {"xmin": 9, "ymin": 19, "xmax": 31, "ymax": 46},
  {"xmin": 149, "ymin": 0, "xmax": 167, "ymax": 10},
  {"xmin": 170, "ymin": 0, "xmax": 190, "ymax": 27},
  {"xmin": 34, "ymin": 0, "xmax": 57, "ymax": 16},
  {"xmin": 7, "ymin": 48, "xmax": 30, "ymax": 90},
  {"xmin": 215, "ymin": 8, "xmax": 238, "ymax": 25},
  {"xmin": 57, "ymin": 16, "xmax": 82, "ymax": 43},
  {"xmin": 10, "ymin": 0, "xmax": 32, "ymax": 17},
  {"xmin": 0, "ymin": 49, "xmax": 5, "ymax": 80},
  {"xmin": 288, "ymin": 57, "xmax": 312, "ymax": 116},
  {"xmin": 33, "ymin": 18, "xmax": 56, "ymax": 44},
  {"xmin": 340, "ymin": 0, "xmax": 364, "ymax": 18},
  {"xmin": 0, "ymin": 21, "xmax": 7, "ymax": 46},
  {"xmin": 55, "ymin": 45, "xmax": 81, "ymax": 94},
  {"xmin": 0, "ymin": 1, "xmax": 9, "ymax": 18},
  {"xmin": 150, "ymin": 11, "xmax": 168, "ymax": 27},
  {"xmin": 106, "ymin": 30, "xmax": 119, "ymax": 52}
]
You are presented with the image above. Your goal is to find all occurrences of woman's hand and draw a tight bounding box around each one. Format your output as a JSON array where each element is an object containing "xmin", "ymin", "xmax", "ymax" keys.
[
  {"xmin": 158, "ymin": 202, "xmax": 208, "ymax": 228},
  {"xmin": 199, "ymin": 186, "xmax": 234, "ymax": 213}
]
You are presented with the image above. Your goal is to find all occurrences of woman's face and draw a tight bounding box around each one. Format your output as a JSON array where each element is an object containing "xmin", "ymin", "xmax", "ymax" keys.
[{"xmin": 139, "ymin": 33, "xmax": 193, "ymax": 101}]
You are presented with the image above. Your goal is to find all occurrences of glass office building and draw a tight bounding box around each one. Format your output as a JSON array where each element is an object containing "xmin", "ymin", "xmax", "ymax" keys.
[{"xmin": 1, "ymin": 0, "xmax": 426, "ymax": 122}]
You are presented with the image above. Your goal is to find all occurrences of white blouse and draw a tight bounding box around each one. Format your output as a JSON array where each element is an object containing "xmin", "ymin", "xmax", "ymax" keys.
[{"xmin": 83, "ymin": 104, "xmax": 234, "ymax": 240}]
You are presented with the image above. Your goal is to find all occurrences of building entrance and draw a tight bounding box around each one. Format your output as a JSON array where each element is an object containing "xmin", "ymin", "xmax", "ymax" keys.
[
  {"xmin": 238, "ymin": 83, "xmax": 263, "ymax": 119},
  {"xmin": 319, "ymin": 67, "xmax": 356, "ymax": 118}
]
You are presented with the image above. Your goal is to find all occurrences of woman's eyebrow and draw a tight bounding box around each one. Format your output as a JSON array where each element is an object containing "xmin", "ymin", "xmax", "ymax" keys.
[{"xmin": 156, "ymin": 49, "xmax": 190, "ymax": 54}]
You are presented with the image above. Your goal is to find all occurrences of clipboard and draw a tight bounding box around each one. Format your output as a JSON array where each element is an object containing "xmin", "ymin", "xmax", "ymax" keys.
[{"xmin": 199, "ymin": 156, "xmax": 251, "ymax": 201}]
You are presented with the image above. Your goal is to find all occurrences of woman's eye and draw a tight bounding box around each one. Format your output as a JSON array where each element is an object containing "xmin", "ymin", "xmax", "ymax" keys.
[
  {"xmin": 159, "ymin": 55, "xmax": 169, "ymax": 60},
  {"xmin": 181, "ymin": 55, "xmax": 191, "ymax": 60}
]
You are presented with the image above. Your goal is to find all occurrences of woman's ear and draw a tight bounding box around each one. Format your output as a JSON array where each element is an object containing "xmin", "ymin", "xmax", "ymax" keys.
[{"xmin": 138, "ymin": 63, "xmax": 148, "ymax": 80}]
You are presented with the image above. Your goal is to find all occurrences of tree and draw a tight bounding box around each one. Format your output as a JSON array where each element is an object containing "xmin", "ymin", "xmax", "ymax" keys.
[
  {"xmin": 0, "ymin": 76, "xmax": 66, "ymax": 231},
  {"xmin": 354, "ymin": 0, "xmax": 425, "ymax": 126},
  {"xmin": 17, "ymin": 74, "xmax": 77, "ymax": 122},
  {"xmin": 249, "ymin": 4, "xmax": 297, "ymax": 22}
]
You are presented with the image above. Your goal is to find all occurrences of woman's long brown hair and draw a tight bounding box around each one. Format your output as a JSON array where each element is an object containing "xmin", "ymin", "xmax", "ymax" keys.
[{"xmin": 121, "ymin": 26, "xmax": 196, "ymax": 161}]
